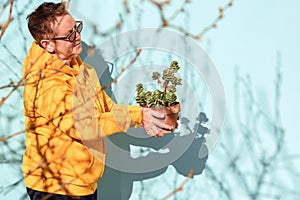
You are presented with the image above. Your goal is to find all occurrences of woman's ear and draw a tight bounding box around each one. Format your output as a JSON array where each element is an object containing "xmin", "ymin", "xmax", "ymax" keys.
[{"xmin": 40, "ymin": 40, "xmax": 55, "ymax": 53}]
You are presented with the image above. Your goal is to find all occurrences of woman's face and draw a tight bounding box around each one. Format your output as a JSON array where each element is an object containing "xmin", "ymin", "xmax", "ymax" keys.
[{"xmin": 50, "ymin": 14, "xmax": 82, "ymax": 62}]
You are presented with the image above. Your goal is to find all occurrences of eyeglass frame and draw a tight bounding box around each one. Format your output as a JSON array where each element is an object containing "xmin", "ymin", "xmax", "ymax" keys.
[{"xmin": 51, "ymin": 21, "xmax": 83, "ymax": 42}]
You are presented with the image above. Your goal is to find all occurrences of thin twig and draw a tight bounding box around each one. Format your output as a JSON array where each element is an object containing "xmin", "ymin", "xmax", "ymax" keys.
[
  {"xmin": 0, "ymin": 77, "xmax": 23, "ymax": 107},
  {"xmin": 0, "ymin": 130, "xmax": 25, "ymax": 142},
  {"xmin": 149, "ymin": 0, "xmax": 170, "ymax": 27},
  {"xmin": 150, "ymin": 0, "xmax": 234, "ymax": 40},
  {"xmin": 123, "ymin": 0, "xmax": 130, "ymax": 13},
  {"xmin": 0, "ymin": 0, "xmax": 14, "ymax": 40},
  {"xmin": 0, "ymin": 81, "xmax": 24, "ymax": 90},
  {"xmin": 101, "ymin": 48, "xmax": 142, "ymax": 91},
  {"xmin": 68, "ymin": 5, "xmax": 124, "ymax": 38},
  {"xmin": 161, "ymin": 169, "xmax": 194, "ymax": 200}
]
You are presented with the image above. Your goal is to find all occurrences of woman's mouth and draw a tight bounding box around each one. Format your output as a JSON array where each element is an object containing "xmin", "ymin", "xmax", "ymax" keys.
[{"xmin": 74, "ymin": 40, "xmax": 81, "ymax": 47}]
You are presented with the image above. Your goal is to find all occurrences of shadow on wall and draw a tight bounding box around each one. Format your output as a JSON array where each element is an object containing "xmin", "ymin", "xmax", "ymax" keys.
[{"xmin": 80, "ymin": 42, "xmax": 209, "ymax": 200}]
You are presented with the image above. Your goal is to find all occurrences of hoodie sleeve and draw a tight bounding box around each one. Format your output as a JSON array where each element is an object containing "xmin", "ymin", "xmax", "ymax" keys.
[
  {"xmin": 30, "ymin": 64, "xmax": 143, "ymax": 140},
  {"xmin": 27, "ymin": 71, "xmax": 142, "ymax": 140},
  {"xmin": 95, "ymin": 88, "xmax": 143, "ymax": 137},
  {"xmin": 74, "ymin": 63, "xmax": 143, "ymax": 138}
]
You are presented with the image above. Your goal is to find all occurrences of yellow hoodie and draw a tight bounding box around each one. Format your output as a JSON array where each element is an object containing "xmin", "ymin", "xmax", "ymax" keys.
[{"xmin": 22, "ymin": 41, "xmax": 142, "ymax": 196}]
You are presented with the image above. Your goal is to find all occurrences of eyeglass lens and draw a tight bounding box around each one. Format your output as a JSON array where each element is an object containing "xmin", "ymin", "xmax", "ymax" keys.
[{"xmin": 69, "ymin": 21, "xmax": 83, "ymax": 42}]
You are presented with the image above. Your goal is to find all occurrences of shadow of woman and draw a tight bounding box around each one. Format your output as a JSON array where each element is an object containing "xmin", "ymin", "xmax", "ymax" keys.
[{"xmin": 80, "ymin": 42, "xmax": 209, "ymax": 199}]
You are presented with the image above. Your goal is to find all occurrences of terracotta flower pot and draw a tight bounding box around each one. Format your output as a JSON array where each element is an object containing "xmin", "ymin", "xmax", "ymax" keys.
[
  {"xmin": 142, "ymin": 102, "xmax": 181, "ymax": 137},
  {"xmin": 152, "ymin": 102, "xmax": 180, "ymax": 136}
]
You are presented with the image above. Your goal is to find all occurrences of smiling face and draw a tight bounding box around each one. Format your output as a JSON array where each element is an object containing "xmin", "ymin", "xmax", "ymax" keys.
[{"xmin": 40, "ymin": 14, "xmax": 82, "ymax": 63}]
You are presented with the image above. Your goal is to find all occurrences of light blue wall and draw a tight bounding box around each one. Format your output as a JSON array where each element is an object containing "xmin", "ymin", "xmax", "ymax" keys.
[{"xmin": 0, "ymin": 0, "xmax": 299, "ymax": 199}]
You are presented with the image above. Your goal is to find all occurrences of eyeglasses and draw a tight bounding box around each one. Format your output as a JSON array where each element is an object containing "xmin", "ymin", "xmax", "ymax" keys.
[{"xmin": 51, "ymin": 21, "xmax": 83, "ymax": 42}]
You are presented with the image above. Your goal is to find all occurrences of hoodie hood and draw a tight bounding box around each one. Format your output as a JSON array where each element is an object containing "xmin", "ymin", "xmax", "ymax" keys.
[{"xmin": 23, "ymin": 41, "xmax": 82, "ymax": 78}]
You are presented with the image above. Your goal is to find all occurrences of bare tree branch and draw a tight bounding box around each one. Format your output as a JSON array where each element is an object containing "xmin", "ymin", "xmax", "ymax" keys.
[{"xmin": 0, "ymin": 0, "xmax": 14, "ymax": 40}]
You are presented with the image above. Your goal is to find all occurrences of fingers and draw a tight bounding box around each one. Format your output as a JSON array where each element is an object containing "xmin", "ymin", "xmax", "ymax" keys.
[
  {"xmin": 142, "ymin": 120, "xmax": 160, "ymax": 137},
  {"xmin": 149, "ymin": 109, "xmax": 165, "ymax": 119},
  {"xmin": 142, "ymin": 106, "xmax": 180, "ymax": 137},
  {"xmin": 148, "ymin": 109, "xmax": 178, "ymax": 130},
  {"xmin": 151, "ymin": 117, "xmax": 173, "ymax": 131},
  {"xmin": 143, "ymin": 116, "xmax": 177, "ymax": 137}
]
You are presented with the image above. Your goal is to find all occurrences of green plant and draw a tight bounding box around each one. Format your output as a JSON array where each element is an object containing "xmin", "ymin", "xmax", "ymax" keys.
[{"xmin": 136, "ymin": 60, "xmax": 182, "ymax": 107}]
